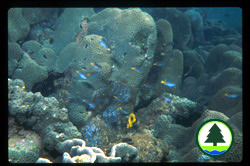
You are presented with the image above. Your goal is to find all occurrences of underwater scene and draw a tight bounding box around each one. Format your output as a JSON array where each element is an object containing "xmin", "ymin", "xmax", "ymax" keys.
[{"xmin": 8, "ymin": 7, "xmax": 242, "ymax": 163}]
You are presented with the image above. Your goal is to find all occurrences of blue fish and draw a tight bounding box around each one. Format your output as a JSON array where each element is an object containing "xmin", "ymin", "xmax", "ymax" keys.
[
  {"xmin": 76, "ymin": 70, "xmax": 87, "ymax": 79},
  {"xmin": 161, "ymin": 80, "xmax": 176, "ymax": 87},
  {"xmin": 90, "ymin": 62, "xmax": 102, "ymax": 70},
  {"xmin": 131, "ymin": 67, "xmax": 143, "ymax": 73},
  {"xmin": 161, "ymin": 50, "xmax": 173, "ymax": 56},
  {"xmin": 225, "ymin": 93, "xmax": 238, "ymax": 98},
  {"xmin": 185, "ymin": 34, "xmax": 190, "ymax": 38},
  {"xmin": 153, "ymin": 61, "xmax": 166, "ymax": 67},
  {"xmin": 81, "ymin": 99, "xmax": 95, "ymax": 109},
  {"xmin": 100, "ymin": 38, "xmax": 108, "ymax": 48},
  {"xmin": 164, "ymin": 96, "xmax": 172, "ymax": 102}
]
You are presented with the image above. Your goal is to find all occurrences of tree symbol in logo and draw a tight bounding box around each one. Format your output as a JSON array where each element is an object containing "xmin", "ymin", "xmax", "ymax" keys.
[{"xmin": 205, "ymin": 123, "xmax": 225, "ymax": 146}]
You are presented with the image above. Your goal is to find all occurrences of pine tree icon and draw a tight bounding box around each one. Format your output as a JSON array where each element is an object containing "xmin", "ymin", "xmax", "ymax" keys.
[{"xmin": 205, "ymin": 123, "xmax": 225, "ymax": 146}]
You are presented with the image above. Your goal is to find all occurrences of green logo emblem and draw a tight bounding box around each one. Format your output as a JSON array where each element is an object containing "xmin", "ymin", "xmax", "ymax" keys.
[{"xmin": 196, "ymin": 119, "xmax": 234, "ymax": 157}]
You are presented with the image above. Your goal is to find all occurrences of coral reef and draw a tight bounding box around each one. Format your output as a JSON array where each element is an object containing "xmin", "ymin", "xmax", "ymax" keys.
[
  {"xmin": 22, "ymin": 8, "xmax": 58, "ymax": 25},
  {"xmin": 80, "ymin": 116, "xmax": 114, "ymax": 148},
  {"xmin": 22, "ymin": 40, "xmax": 57, "ymax": 72},
  {"xmin": 130, "ymin": 133, "xmax": 169, "ymax": 162},
  {"xmin": 8, "ymin": 8, "xmax": 30, "ymax": 42},
  {"xmin": 205, "ymin": 44, "xmax": 230, "ymax": 74},
  {"xmin": 55, "ymin": 34, "xmax": 113, "ymax": 101},
  {"xmin": 110, "ymin": 143, "xmax": 140, "ymax": 162},
  {"xmin": 182, "ymin": 50, "xmax": 205, "ymax": 79},
  {"xmin": 12, "ymin": 53, "xmax": 48, "ymax": 91},
  {"xmin": 155, "ymin": 19, "xmax": 173, "ymax": 53},
  {"xmin": 88, "ymin": 8, "xmax": 157, "ymax": 87},
  {"xmin": 52, "ymin": 8, "xmax": 95, "ymax": 54},
  {"xmin": 58, "ymin": 138, "xmax": 122, "ymax": 163},
  {"xmin": 8, "ymin": 42, "xmax": 23, "ymax": 77},
  {"xmin": 8, "ymin": 78, "xmax": 82, "ymax": 152},
  {"xmin": 8, "ymin": 7, "xmax": 242, "ymax": 163},
  {"xmin": 93, "ymin": 81, "xmax": 138, "ymax": 129},
  {"xmin": 221, "ymin": 50, "xmax": 242, "ymax": 70},
  {"xmin": 153, "ymin": 115, "xmax": 192, "ymax": 149},
  {"xmin": 208, "ymin": 86, "xmax": 242, "ymax": 117},
  {"xmin": 9, "ymin": 149, "xmax": 39, "ymax": 163},
  {"xmin": 185, "ymin": 9, "xmax": 204, "ymax": 46},
  {"xmin": 209, "ymin": 67, "xmax": 242, "ymax": 94},
  {"xmin": 227, "ymin": 111, "xmax": 242, "ymax": 131},
  {"xmin": 162, "ymin": 8, "xmax": 192, "ymax": 50},
  {"xmin": 136, "ymin": 93, "xmax": 197, "ymax": 129}
]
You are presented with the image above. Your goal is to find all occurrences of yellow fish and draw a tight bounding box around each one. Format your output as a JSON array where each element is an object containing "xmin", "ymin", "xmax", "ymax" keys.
[{"xmin": 127, "ymin": 113, "xmax": 136, "ymax": 128}]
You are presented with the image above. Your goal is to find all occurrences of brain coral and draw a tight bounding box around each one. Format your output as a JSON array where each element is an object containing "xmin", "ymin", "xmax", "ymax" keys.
[
  {"xmin": 153, "ymin": 49, "xmax": 184, "ymax": 96},
  {"xmin": 22, "ymin": 40, "xmax": 57, "ymax": 72},
  {"xmin": 136, "ymin": 93, "xmax": 197, "ymax": 130},
  {"xmin": 227, "ymin": 111, "xmax": 242, "ymax": 132},
  {"xmin": 8, "ymin": 42, "xmax": 23, "ymax": 77},
  {"xmin": 161, "ymin": 8, "xmax": 192, "ymax": 50},
  {"xmin": 229, "ymin": 44, "xmax": 242, "ymax": 53},
  {"xmin": 155, "ymin": 19, "xmax": 173, "ymax": 53},
  {"xmin": 183, "ymin": 50, "xmax": 205, "ymax": 78},
  {"xmin": 88, "ymin": 8, "xmax": 157, "ymax": 87},
  {"xmin": 12, "ymin": 53, "xmax": 48, "ymax": 91},
  {"xmin": 130, "ymin": 133, "xmax": 168, "ymax": 162},
  {"xmin": 52, "ymin": 8, "xmax": 95, "ymax": 54},
  {"xmin": 222, "ymin": 50, "xmax": 242, "ymax": 70},
  {"xmin": 210, "ymin": 67, "xmax": 242, "ymax": 94},
  {"xmin": 208, "ymin": 86, "xmax": 242, "ymax": 117},
  {"xmin": 55, "ymin": 34, "xmax": 113, "ymax": 100},
  {"xmin": 9, "ymin": 149, "xmax": 39, "ymax": 163},
  {"xmin": 8, "ymin": 8, "xmax": 30, "ymax": 42},
  {"xmin": 205, "ymin": 44, "xmax": 230, "ymax": 74},
  {"xmin": 216, "ymin": 126, "xmax": 242, "ymax": 162},
  {"xmin": 22, "ymin": 8, "xmax": 57, "ymax": 25},
  {"xmin": 67, "ymin": 103, "xmax": 91, "ymax": 127}
]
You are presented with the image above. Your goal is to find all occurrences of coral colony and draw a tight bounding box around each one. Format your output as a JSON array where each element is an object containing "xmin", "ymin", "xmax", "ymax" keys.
[{"xmin": 8, "ymin": 8, "xmax": 242, "ymax": 163}]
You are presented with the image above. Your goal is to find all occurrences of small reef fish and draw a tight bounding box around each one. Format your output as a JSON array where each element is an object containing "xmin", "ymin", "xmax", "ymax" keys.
[
  {"xmin": 119, "ymin": 107, "xmax": 130, "ymax": 115},
  {"xmin": 184, "ymin": 66, "xmax": 193, "ymax": 77},
  {"xmin": 161, "ymin": 50, "xmax": 173, "ymax": 56},
  {"xmin": 164, "ymin": 96, "xmax": 173, "ymax": 102},
  {"xmin": 153, "ymin": 61, "xmax": 166, "ymax": 67},
  {"xmin": 100, "ymin": 37, "xmax": 108, "ymax": 48},
  {"xmin": 76, "ymin": 70, "xmax": 88, "ymax": 80},
  {"xmin": 131, "ymin": 67, "xmax": 143, "ymax": 73},
  {"xmin": 90, "ymin": 63, "xmax": 102, "ymax": 70},
  {"xmin": 127, "ymin": 113, "xmax": 136, "ymax": 129},
  {"xmin": 185, "ymin": 34, "xmax": 190, "ymax": 38},
  {"xmin": 81, "ymin": 99, "xmax": 95, "ymax": 109},
  {"xmin": 225, "ymin": 93, "xmax": 238, "ymax": 98},
  {"xmin": 161, "ymin": 80, "xmax": 176, "ymax": 87},
  {"xmin": 113, "ymin": 96, "xmax": 123, "ymax": 102},
  {"xmin": 143, "ymin": 83, "xmax": 154, "ymax": 88}
]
